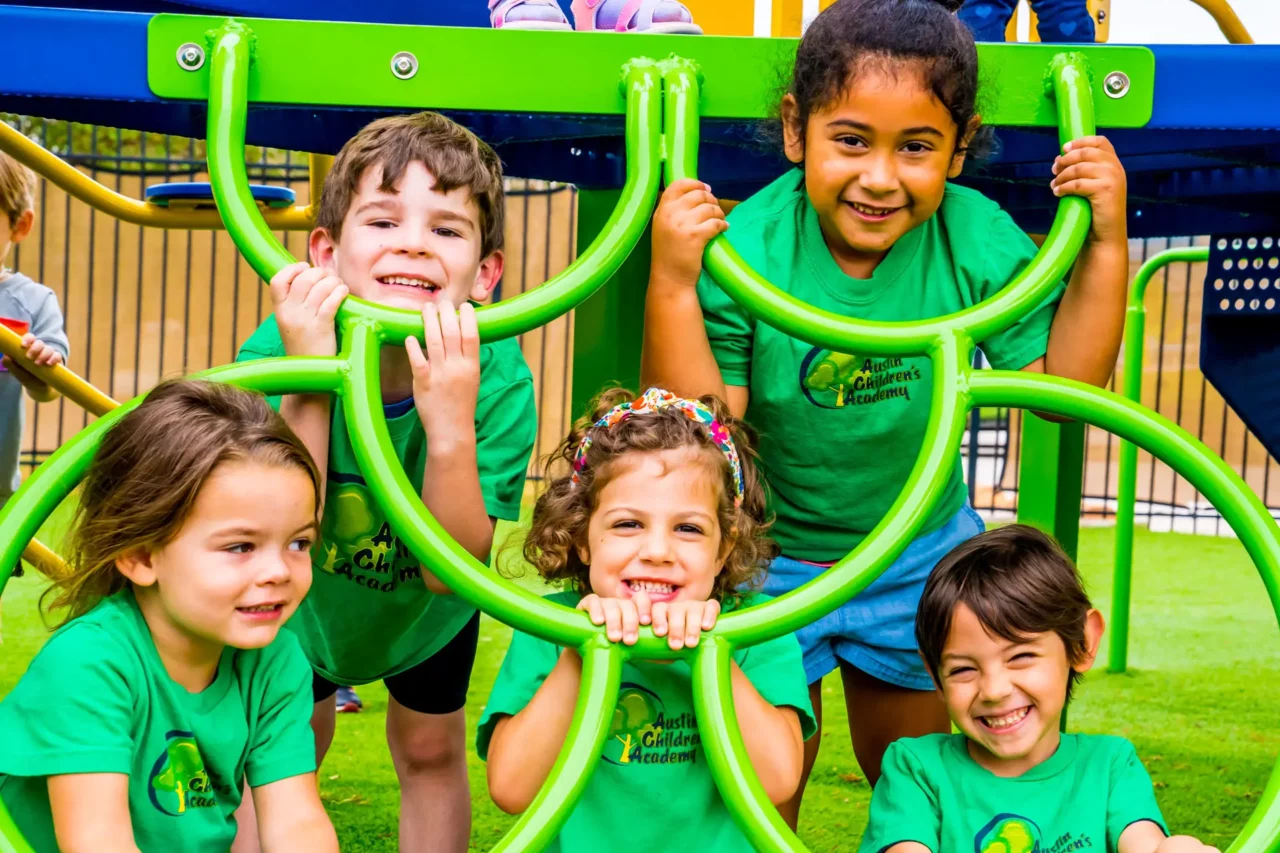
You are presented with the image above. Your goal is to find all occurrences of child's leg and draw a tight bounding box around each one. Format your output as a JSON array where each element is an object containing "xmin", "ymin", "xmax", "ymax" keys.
[
  {"xmin": 839, "ymin": 663, "xmax": 950, "ymax": 786},
  {"xmin": 488, "ymin": 0, "xmax": 572, "ymax": 30},
  {"xmin": 775, "ymin": 680, "xmax": 823, "ymax": 829},
  {"xmin": 1027, "ymin": 0, "xmax": 1096, "ymax": 42},
  {"xmin": 570, "ymin": 0, "xmax": 701, "ymax": 34},
  {"xmin": 383, "ymin": 613, "xmax": 480, "ymax": 853},
  {"xmin": 956, "ymin": 0, "xmax": 1020, "ymax": 41}
]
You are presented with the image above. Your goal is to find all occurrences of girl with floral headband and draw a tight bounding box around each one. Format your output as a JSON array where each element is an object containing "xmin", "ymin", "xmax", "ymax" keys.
[{"xmin": 477, "ymin": 387, "xmax": 815, "ymax": 852}]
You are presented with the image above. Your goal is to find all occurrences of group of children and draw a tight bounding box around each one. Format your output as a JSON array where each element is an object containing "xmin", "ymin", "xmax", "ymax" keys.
[{"xmin": 0, "ymin": 0, "xmax": 1222, "ymax": 851}]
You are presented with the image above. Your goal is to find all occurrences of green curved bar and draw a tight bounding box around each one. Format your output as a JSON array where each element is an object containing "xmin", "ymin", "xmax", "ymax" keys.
[
  {"xmin": 206, "ymin": 20, "xmax": 663, "ymax": 344},
  {"xmin": 0, "ymin": 799, "xmax": 35, "ymax": 853},
  {"xmin": 490, "ymin": 638, "xmax": 623, "ymax": 853},
  {"xmin": 692, "ymin": 636, "xmax": 808, "ymax": 853},
  {"xmin": 663, "ymin": 54, "xmax": 1093, "ymax": 356},
  {"xmin": 207, "ymin": 22, "xmax": 297, "ymax": 282},
  {"xmin": 1110, "ymin": 245, "xmax": 1209, "ymax": 673},
  {"xmin": 0, "ymin": 355, "xmax": 344, "ymax": 593},
  {"xmin": 717, "ymin": 333, "xmax": 971, "ymax": 647},
  {"xmin": 968, "ymin": 370, "xmax": 1280, "ymax": 853}
]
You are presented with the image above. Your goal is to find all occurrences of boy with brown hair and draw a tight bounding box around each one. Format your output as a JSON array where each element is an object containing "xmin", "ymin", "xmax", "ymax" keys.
[
  {"xmin": 235, "ymin": 112, "xmax": 535, "ymax": 852},
  {"xmin": 0, "ymin": 150, "xmax": 69, "ymax": 511},
  {"xmin": 860, "ymin": 525, "xmax": 1217, "ymax": 853}
]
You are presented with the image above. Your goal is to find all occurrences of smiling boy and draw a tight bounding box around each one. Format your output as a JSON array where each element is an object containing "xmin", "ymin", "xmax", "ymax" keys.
[
  {"xmin": 235, "ymin": 112, "xmax": 535, "ymax": 852},
  {"xmin": 859, "ymin": 525, "xmax": 1218, "ymax": 853}
]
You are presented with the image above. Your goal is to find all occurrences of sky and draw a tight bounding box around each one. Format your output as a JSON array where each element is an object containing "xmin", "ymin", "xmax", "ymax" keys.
[{"xmin": 1067, "ymin": 0, "xmax": 1277, "ymax": 44}]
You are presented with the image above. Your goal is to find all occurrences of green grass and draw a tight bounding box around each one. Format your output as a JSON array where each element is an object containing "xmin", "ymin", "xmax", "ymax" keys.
[{"xmin": 3, "ymin": 524, "xmax": 1278, "ymax": 851}]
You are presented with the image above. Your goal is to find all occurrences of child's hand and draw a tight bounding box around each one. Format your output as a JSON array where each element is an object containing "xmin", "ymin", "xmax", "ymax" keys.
[
  {"xmin": 406, "ymin": 300, "xmax": 480, "ymax": 443},
  {"xmin": 651, "ymin": 179, "xmax": 729, "ymax": 286},
  {"xmin": 1154, "ymin": 837, "xmax": 1220, "ymax": 853},
  {"xmin": 577, "ymin": 593, "xmax": 721, "ymax": 649},
  {"xmin": 269, "ymin": 262, "xmax": 348, "ymax": 357},
  {"xmin": 1, "ymin": 333, "xmax": 63, "ymax": 373},
  {"xmin": 1050, "ymin": 136, "xmax": 1127, "ymax": 244}
]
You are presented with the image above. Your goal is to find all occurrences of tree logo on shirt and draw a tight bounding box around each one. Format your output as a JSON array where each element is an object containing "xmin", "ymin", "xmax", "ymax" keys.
[
  {"xmin": 799, "ymin": 346, "xmax": 922, "ymax": 409},
  {"xmin": 976, "ymin": 815, "xmax": 1042, "ymax": 853},
  {"xmin": 602, "ymin": 683, "xmax": 701, "ymax": 767},
  {"xmin": 313, "ymin": 477, "xmax": 422, "ymax": 592},
  {"xmin": 148, "ymin": 731, "xmax": 216, "ymax": 815}
]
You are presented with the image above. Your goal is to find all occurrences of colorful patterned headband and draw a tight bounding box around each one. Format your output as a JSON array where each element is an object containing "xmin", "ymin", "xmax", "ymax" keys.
[{"xmin": 570, "ymin": 388, "xmax": 745, "ymax": 507}]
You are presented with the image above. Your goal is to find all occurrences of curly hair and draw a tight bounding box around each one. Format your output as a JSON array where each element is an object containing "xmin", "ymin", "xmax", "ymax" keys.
[{"xmin": 520, "ymin": 388, "xmax": 776, "ymax": 605}]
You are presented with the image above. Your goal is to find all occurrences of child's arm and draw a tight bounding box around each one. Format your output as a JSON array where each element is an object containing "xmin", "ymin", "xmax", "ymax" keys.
[
  {"xmin": 641, "ymin": 179, "xmax": 749, "ymax": 419},
  {"xmin": 1118, "ymin": 823, "xmax": 1219, "ymax": 853},
  {"xmin": 728, "ymin": 661, "xmax": 805, "ymax": 804},
  {"xmin": 1, "ymin": 333, "xmax": 63, "ymax": 402},
  {"xmin": 252, "ymin": 773, "xmax": 339, "ymax": 853},
  {"xmin": 408, "ymin": 301, "xmax": 495, "ymax": 590},
  {"xmin": 484, "ymin": 648, "xmax": 583, "ymax": 813},
  {"xmin": 1025, "ymin": 137, "xmax": 1128, "ymax": 391},
  {"xmin": 48, "ymin": 773, "xmax": 143, "ymax": 853},
  {"xmin": 269, "ymin": 262, "xmax": 349, "ymax": 500}
]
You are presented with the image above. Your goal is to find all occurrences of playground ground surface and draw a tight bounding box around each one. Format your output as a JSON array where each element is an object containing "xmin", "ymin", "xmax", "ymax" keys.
[{"xmin": 2, "ymin": 514, "xmax": 1277, "ymax": 851}]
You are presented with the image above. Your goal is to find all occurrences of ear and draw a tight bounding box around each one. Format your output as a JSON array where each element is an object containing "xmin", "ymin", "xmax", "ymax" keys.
[
  {"xmin": 781, "ymin": 94, "xmax": 806, "ymax": 165},
  {"xmin": 575, "ymin": 540, "xmax": 590, "ymax": 568},
  {"xmin": 469, "ymin": 250, "xmax": 505, "ymax": 303},
  {"xmin": 9, "ymin": 209, "xmax": 33, "ymax": 244},
  {"xmin": 948, "ymin": 114, "xmax": 984, "ymax": 179},
  {"xmin": 309, "ymin": 227, "xmax": 339, "ymax": 271},
  {"xmin": 115, "ymin": 547, "xmax": 158, "ymax": 588},
  {"xmin": 1073, "ymin": 608, "xmax": 1106, "ymax": 675}
]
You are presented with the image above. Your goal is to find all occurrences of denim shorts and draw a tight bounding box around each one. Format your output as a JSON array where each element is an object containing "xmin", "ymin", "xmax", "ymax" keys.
[{"xmin": 761, "ymin": 504, "xmax": 985, "ymax": 690}]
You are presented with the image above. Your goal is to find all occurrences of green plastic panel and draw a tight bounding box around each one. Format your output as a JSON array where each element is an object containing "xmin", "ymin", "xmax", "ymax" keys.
[{"xmin": 148, "ymin": 15, "xmax": 1154, "ymax": 126}]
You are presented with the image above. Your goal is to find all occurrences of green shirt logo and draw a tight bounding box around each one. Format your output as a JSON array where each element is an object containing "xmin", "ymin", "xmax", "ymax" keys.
[
  {"xmin": 977, "ymin": 815, "xmax": 1042, "ymax": 853},
  {"xmin": 602, "ymin": 684, "xmax": 701, "ymax": 767},
  {"xmin": 314, "ymin": 479, "xmax": 421, "ymax": 592},
  {"xmin": 800, "ymin": 347, "xmax": 922, "ymax": 409},
  {"xmin": 148, "ymin": 731, "xmax": 216, "ymax": 815}
]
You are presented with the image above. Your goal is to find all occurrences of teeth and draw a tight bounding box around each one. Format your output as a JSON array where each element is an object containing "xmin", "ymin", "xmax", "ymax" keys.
[
  {"xmin": 240, "ymin": 604, "xmax": 279, "ymax": 612},
  {"xmin": 983, "ymin": 707, "xmax": 1030, "ymax": 729},
  {"xmin": 629, "ymin": 580, "xmax": 675, "ymax": 594},
  {"xmin": 382, "ymin": 276, "xmax": 438, "ymax": 289},
  {"xmin": 851, "ymin": 202, "xmax": 895, "ymax": 216}
]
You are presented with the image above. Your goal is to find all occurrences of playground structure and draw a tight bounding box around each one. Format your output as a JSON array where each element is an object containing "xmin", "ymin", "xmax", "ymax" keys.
[{"xmin": 1, "ymin": 2, "xmax": 1280, "ymax": 852}]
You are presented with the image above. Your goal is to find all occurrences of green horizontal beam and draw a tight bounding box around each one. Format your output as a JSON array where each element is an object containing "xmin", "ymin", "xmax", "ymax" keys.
[{"xmin": 148, "ymin": 14, "xmax": 1153, "ymax": 126}]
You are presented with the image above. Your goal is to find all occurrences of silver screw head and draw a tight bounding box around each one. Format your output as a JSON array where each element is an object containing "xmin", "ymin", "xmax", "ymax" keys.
[
  {"xmin": 391, "ymin": 51, "xmax": 418, "ymax": 80},
  {"xmin": 1104, "ymin": 70, "xmax": 1130, "ymax": 99},
  {"xmin": 176, "ymin": 42, "xmax": 205, "ymax": 72}
]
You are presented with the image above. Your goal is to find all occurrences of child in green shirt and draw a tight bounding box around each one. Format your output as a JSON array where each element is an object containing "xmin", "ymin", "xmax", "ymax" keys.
[
  {"xmin": 860, "ymin": 524, "xmax": 1217, "ymax": 853},
  {"xmin": 642, "ymin": 0, "xmax": 1131, "ymax": 824},
  {"xmin": 478, "ymin": 387, "xmax": 816, "ymax": 852},
  {"xmin": 0, "ymin": 379, "xmax": 335, "ymax": 853},
  {"xmin": 235, "ymin": 111, "xmax": 536, "ymax": 851}
]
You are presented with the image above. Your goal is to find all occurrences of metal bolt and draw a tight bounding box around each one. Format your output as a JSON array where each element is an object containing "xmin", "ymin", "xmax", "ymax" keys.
[
  {"xmin": 176, "ymin": 42, "xmax": 205, "ymax": 72},
  {"xmin": 1097, "ymin": 8, "xmax": 1106, "ymax": 21},
  {"xmin": 391, "ymin": 51, "xmax": 418, "ymax": 80},
  {"xmin": 1104, "ymin": 71, "xmax": 1130, "ymax": 99}
]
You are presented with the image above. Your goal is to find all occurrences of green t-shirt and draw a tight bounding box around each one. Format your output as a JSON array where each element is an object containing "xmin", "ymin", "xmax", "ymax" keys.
[
  {"xmin": 0, "ymin": 590, "xmax": 316, "ymax": 853},
  {"xmin": 476, "ymin": 591, "xmax": 817, "ymax": 853},
  {"xmin": 859, "ymin": 733, "xmax": 1169, "ymax": 853},
  {"xmin": 698, "ymin": 171, "xmax": 1064, "ymax": 561},
  {"xmin": 236, "ymin": 316, "xmax": 536, "ymax": 683}
]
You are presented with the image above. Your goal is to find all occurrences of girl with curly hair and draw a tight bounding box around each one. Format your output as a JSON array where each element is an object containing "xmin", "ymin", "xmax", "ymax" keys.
[{"xmin": 477, "ymin": 387, "xmax": 815, "ymax": 852}]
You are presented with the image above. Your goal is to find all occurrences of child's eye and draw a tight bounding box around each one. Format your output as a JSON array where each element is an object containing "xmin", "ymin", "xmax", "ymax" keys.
[
  {"xmin": 835, "ymin": 135, "xmax": 868, "ymax": 150},
  {"xmin": 1010, "ymin": 652, "xmax": 1037, "ymax": 663},
  {"xmin": 434, "ymin": 228, "xmax": 460, "ymax": 238},
  {"xmin": 225, "ymin": 543, "xmax": 253, "ymax": 555},
  {"xmin": 612, "ymin": 520, "xmax": 641, "ymax": 530},
  {"xmin": 901, "ymin": 141, "xmax": 933, "ymax": 154},
  {"xmin": 289, "ymin": 537, "xmax": 314, "ymax": 552},
  {"xmin": 370, "ymin": 219, "xmax": 395, "ymax": 229},
  {"xmin": 675, "ymin": 523, "xmax": 705, "ymax": 535},
  {"xmin": 947, "ymin": 666, "xmax": 975, "ymax": 678}
]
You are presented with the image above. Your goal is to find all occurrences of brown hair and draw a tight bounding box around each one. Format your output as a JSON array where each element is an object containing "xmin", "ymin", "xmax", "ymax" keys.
[
  {"xmin": 44, "ymin": 379, "xmax": 322, "ymax": 625},
  {"xmin": 316, "ymin": 112, "xmax": 505, "ymax": 258},
  {"xmin": 915, "ymin": 524, "xmax": 1093, "ymax": 699},
  {"xmin": 520, "ymin": 388, "xmax": 776, "ymax": 605},
  {"xmin": 0, "ymin": 151, "xmax": 36, "ymax": 228}
]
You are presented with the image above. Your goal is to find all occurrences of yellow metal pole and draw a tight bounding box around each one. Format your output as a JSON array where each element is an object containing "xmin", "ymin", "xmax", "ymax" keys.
[
  {"xmin": 0, "ymin": 122, "xmax": 315, "ymax": 231},
  {"xmin": 307, "ymin": 153, "xmax": 333, "ymax": 215}
]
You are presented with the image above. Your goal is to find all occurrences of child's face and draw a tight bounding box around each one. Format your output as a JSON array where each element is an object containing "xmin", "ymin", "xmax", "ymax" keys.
[
  {"xmin": 784, "ymin": 64, "xmax": 969, "ymax": 276},
  {"xmin": 937, "ymin": 602, "xmax": 1102, "ymax": 777},
  {"xmin": 119, "ymin": 460, "xmax": 317, "ymax": 659},
  {"xmin": 577, "ymin": 449, "xmax": 728, "ymax": 604},
  {"xmin": 310, "ymin": 160, "xmax": 502, "ymax": 313}
]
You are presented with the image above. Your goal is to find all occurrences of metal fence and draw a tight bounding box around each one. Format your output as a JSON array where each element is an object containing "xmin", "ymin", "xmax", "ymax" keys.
[{"xmin": 6, "ymin": 118, "xmax": 1279, "ymax": 530}]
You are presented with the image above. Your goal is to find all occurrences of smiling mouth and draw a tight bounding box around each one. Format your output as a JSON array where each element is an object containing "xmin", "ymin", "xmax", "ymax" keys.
[
  {"xmin": 978, "ymin": 706, "xmax": 1031, "ymax": 733},
  {"xmin": 236, "ymin": 603, "xmax": 285, "ymax": 614},
  {"xmin": 378, "ymin": 275, "xmax": 441, "ymax": 293},
  {"xmin": 623, "ymin": 579, "xmax": 679, "ymax": 596},
  {"xmin": 845, "ymin": 200, "xmax": 902, "ymax": 220}
]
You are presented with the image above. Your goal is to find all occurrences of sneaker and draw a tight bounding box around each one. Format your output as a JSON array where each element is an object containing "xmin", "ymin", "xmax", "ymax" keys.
[{"xmin": 335, "ymin": 685, "xmax": 363, "ymax": 713}]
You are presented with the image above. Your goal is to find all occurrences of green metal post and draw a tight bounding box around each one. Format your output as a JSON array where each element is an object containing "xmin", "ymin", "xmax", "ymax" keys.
[
  {"xmin": 1017, "ymin": 416, "xmax": 1086, "ymax": 562},
  {"xmin": 1110, "ymin": 245, "xmax": 1209, "ymax": 673},
  {"xmin": 570, "ymin": 189, "xmax": 651, "ymax": 419}
]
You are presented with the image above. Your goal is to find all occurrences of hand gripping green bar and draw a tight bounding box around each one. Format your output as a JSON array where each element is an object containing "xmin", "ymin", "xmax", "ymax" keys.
[
  {"xmin": 675, "ymin": 52, "xmax": 1280, "ymax": 853},
  {"xmin": 1109, "ymin": 245, "xmax": 1209, "ymax": 674}
]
